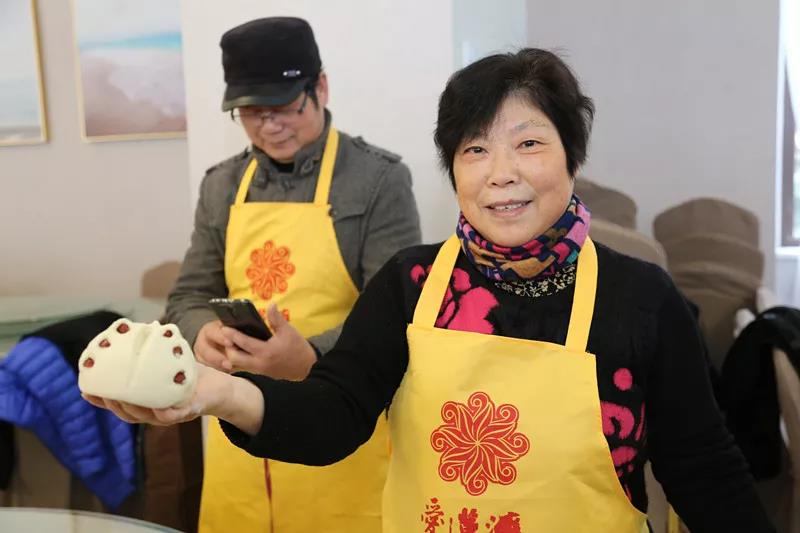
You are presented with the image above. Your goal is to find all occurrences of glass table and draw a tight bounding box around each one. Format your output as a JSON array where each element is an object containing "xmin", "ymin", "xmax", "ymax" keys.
[{"xmin": 0, "ymin": 508, "xmax": 181, "ymax": 532}]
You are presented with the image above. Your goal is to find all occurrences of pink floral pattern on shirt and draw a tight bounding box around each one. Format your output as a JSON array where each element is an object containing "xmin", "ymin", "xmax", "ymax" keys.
[
  {"xmin": 601, "ymin": 367, "xmax": 647, "ymax": 500},
  {"xmin": 411, "ymin": 264, "xmax": 498, "ymax": 333}
]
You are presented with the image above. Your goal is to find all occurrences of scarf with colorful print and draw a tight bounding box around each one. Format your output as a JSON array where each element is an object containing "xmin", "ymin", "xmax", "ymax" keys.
[{"xmin": 456, "ymin": 194, "xmax": 591, "ymax": 281}]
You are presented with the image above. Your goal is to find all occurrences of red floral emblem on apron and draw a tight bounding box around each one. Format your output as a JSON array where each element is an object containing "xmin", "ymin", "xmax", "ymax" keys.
[
  {"xmin": 430, "ymin": 391, "xmax": 530, "ymax": 496},
  {"xmin": 246, "ymin": 240, "xmax": 296, "ymax": 300},
  {"xmin": 257, "ymin": 307, "xmax": 291, "ymax": 323}
]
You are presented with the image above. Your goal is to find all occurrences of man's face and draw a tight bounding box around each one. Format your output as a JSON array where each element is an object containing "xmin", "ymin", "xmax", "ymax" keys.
[{"xmin": 237, "ymin": 73, "xmax": 329, "ymax": 163}]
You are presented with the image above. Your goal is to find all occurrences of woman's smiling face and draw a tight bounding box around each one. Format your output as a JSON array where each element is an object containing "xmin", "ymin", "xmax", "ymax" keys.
[{"xmin": 453, "ymin": 93, "xmax": 574, "ymax": 247}]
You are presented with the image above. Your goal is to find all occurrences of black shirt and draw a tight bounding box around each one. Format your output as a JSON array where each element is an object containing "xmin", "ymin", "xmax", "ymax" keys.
[{"xmin": 222, "ymin": 241, "xmax": 774, "ymax": 533}]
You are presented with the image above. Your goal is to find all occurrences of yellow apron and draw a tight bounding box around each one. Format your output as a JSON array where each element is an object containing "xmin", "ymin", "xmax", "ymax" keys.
[
  {"xmin": 199, "ymin": 128, "xmax": 389, "ymax": 533},
  {"xmin": 384, "ymin": 235, "xmax": 648, "ymax": 532}
]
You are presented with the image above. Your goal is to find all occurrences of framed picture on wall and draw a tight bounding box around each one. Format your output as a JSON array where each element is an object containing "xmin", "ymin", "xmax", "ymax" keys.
[
  {"xmin": 71, "ymin": 0, "xmax": 187, "ymax": 142},
  {"xmin": 0, "ymin": 0, "xmax": 48, "ymax": 146}
]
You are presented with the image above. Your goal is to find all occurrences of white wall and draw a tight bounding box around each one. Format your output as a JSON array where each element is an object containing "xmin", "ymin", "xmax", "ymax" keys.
[
  {"xmin": 453, "ymin": 0, "xmax": 527, "ymax": 67},
  {"xmin": 527, "ymin": 0, "xmax": 780, "ymax": 286},
  {"xmin": 181, "ymin": 0, "xmax": 457, "ymax": 243},
  {"xmin": 0, "ymin": 1, "xmax": 192, "ymax": 297}
]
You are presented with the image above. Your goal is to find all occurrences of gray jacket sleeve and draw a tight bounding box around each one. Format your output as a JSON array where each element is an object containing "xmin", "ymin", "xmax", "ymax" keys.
[
  {"xmin": 307, "ymin": 161, "xmax": 421, "ymax": 354},
  {"xmin": 164, "ymin": 170, "xmax": 230, "ymax": 346},
  {"xmin": 359, "ymin": 161, "xmax": 421, "ymax": 287}
]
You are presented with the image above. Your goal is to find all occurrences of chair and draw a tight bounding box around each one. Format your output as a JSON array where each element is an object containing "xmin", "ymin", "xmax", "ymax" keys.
[
  {"xmin": 140, "ymin": 261, "xmax": 182, "ymax": 299},
  {"xmin": 660, "ymin": 233, "xmax": 764, "ymax": 281},
  {"xmin": 671, "ymin": 261, "xmax": 760, "ymax": 299},
  {"xmin": 684, "ymin": 288, "xmax": 754, "ymax": 370},
  {"xmin": 653, "ymin": 198, "xmax": 759, "ymax": 248},
  {"xmin": 589, "ymin": 219, "xmax": 667, "ymax": 269},
  {"xmin": 651, "ymin": 199, "xmax": 761, "ymax": 532},
  {"xmin": 575, "ymin": 178, "xmax": 638, "ymax": 229},
  {"xmin": 671, "ymin": 261, "xmax": 760, "ymax": 369}
]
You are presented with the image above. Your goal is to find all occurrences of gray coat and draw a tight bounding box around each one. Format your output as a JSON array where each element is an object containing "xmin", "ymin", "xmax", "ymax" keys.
[{"xmin": 165, "ymin": 113, "xmax": 421, "ymax": 353}]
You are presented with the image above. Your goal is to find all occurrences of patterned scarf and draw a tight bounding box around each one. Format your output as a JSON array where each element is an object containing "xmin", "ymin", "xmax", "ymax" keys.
[{"xmin": 456, "ymin": 195, "xmax": 591, "ymax": 282}]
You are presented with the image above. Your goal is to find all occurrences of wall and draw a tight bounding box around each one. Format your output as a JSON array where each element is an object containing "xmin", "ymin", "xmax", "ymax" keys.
[
  {"xmin": 453, "ymin": 0, "xmax": 527, "ymax": 67},
  {"xmin": 527, "ymin": 0, "xmax": 780, "ymax": 287},
  {"xmin": 0, "ymin": 1, "xmax": 192, "ymax": 297},
  {"xmin": 181, "ymin": 0, "xmax": 456, "ymax": 243}
]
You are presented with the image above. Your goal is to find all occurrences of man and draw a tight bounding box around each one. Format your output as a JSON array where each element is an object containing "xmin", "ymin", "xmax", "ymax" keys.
[{"xmin": 165, "ymin": 17, "xmax": 421, "ymax": 533}]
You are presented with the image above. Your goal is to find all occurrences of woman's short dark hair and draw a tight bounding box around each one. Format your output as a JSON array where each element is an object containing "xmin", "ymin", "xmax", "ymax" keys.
[{"xmin": 434, "ymin": 48, "xmax": 595, "ymax": 186}]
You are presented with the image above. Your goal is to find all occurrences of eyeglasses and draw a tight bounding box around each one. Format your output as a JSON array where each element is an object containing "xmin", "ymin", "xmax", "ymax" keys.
[{"xmin": 230, "ymin": 90, "xmax": 311, "ymax": 127}]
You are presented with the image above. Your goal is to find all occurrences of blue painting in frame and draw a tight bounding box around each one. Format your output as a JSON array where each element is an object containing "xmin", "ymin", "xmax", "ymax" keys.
[{"xmin": 72, "ymin": 0, "xmax": 186, "ymax": 141}]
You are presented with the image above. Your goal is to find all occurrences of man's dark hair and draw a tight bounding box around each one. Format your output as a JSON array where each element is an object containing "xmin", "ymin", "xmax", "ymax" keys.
[{"xmin": 307, "ymin": 72, "xmax": 322, "ymax": 108}]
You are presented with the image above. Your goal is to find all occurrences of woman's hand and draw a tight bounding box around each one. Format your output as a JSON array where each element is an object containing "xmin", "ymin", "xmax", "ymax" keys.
[
  {"xmin": 82, "ymin": 363, "xmax": 266, "ymax": 435},
  {"xmin": 221, "ymin": 304, "xmax": 317, "ymax": 380},
  {"xmin": 194, "ymin": 320, "xmax": 233, "ymax": 372},
  {"xmin": 82, "ymin": 363, "xmax": 230, "ymax": 426}
]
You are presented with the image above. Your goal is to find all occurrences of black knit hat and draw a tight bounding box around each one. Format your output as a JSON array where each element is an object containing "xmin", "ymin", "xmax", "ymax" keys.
[{"xmin": 220, "ymin": 17, "xmax": 321, "ymax": 111}]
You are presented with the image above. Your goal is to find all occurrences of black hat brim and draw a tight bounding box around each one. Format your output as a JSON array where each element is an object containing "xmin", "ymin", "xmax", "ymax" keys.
[{"xmin": 222, "ymin": 78, "xmax": 308, "ymax": 111}]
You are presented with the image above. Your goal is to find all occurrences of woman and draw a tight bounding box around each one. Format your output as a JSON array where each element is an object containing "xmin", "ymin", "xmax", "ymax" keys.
[{"xmin": 86, "ymin": 49, "xmax": 774, "ymax": 532}]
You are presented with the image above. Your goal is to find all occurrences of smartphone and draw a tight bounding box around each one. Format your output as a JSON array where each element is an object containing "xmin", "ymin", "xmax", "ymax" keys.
[{"xmin": 208, "ymin": 298, "xmax": 272, "ymax": 341}]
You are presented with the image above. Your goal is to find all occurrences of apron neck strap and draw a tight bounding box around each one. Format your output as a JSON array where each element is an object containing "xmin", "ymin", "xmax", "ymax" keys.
[
  {"xmin": 412, "ymin": 234, "xmax": 598, "ymax": 354},
  {"xmin": 564, "ymin": 237, "xmax": 597, "ymax": 353},
  {"xmin": 313, "ymin": 127, "xmax": 339, "ymax": 206},
  {"xmin": 234, "ymin": 158, "xmax": 259, "ymax": 205},
  {"xmin": 412, "ymin": 235, "xmax": 462, "ymax": 326},
  {"xmin": 233, "ymin": 127, "xmax": 340, "ymax": 207}
]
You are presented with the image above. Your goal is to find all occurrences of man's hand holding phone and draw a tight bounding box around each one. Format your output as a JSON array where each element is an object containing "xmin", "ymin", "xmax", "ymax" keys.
[
  {"xmin": 194, "ymin": 320, "xmax": 233, "ymax": 372},
  {"xmin": 207, "ymin": 299, "xmax": 317, "ymax": 380},
  {"xmin": 208, "ymin": 298, "xmax": 272, "ymax": 341}
]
